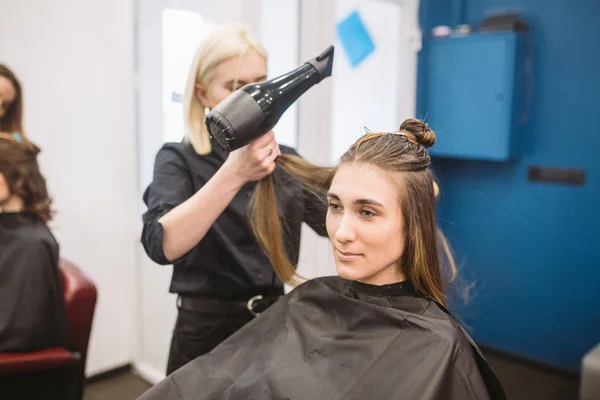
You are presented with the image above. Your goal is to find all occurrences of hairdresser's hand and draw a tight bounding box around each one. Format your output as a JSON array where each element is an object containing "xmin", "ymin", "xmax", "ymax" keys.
[{"xmin": 222, "ymin": 130, "xmax": 281, "ymax": 186}]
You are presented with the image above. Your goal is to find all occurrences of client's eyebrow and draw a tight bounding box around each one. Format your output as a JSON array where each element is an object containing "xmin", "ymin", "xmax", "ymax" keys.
[{"xmin": 327, "ymin": 192, "xmax": 384, "ymax": 207}]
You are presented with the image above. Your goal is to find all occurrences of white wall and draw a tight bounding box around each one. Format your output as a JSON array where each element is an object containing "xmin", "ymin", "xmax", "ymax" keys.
[
  {"xmin": 260, "ymin": 0, "xmax": 300, "ymax": 148},
  {"xmin": 295, "ymin": 0, "xmax": 338, "ymax": 280},
  {"xmin": 0, "ymin": 0, "xmax": 138, "ymax": 375},
  {"xmin": 331, "ymin": 0, "xmax": 404, "ymax": 161}
]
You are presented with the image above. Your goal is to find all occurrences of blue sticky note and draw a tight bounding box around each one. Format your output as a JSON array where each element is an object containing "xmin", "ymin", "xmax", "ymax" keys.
[
  {"xmin": 171, "ymin": 91, "xmax": 182, "ymax": 103},
  {"xmin": 336, "ymin": 11, "xmax": 375, "ymax": 68}
]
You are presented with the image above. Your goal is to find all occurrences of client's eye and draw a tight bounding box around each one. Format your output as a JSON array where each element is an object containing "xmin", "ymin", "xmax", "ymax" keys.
[{"xmin": 360, "ymin": 209, "xmax": 375, "ymax": 219}]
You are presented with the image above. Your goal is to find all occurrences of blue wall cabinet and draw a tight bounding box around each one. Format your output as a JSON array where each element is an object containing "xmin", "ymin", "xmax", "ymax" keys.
[{"xmin": 426, "ymin": 32, "xmax": 525, "ymax": 161}]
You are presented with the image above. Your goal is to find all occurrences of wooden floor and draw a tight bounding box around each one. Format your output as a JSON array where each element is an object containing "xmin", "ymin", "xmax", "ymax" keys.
[
  {"xmin": 484, "ymin": 350, "xmax": 579, "ymax": 400},
  {"xmin": 84, "ymin": 370, "xmax": 152, "ymax": 400}
]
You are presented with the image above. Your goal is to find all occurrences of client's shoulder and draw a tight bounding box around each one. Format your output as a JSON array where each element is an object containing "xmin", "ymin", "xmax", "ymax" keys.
[
  {"xmin": 410, "ymin": 300, "xmax": 475, "ymax": 354},
  {"xmin": 288, "ymin": 276, "xmax": 346, "ymax": 297}
]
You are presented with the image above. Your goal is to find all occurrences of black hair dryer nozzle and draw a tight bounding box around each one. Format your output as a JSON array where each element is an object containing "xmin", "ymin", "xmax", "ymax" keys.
[{"xmin": 205, "ymin": 45, "xmax": 335, "ymax": 151}]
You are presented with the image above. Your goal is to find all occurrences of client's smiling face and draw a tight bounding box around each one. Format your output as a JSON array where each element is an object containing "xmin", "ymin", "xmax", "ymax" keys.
[{"xmin": 326, "ymin": 163, "xmax": 406, "ymax": 285}]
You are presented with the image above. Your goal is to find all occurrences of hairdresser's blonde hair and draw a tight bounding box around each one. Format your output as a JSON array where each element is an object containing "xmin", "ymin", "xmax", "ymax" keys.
[{"xmin": 183, "ymin": 23, "xmax": 268, "ymax": 155}]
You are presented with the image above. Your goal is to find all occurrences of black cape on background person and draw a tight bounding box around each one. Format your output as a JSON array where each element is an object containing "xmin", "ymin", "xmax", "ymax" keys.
[
  {"xmin": 0, "ymin": 212, "xmax": 68, "ymax": 352},
  {"xmin": 139, "ymin": 276, "xmax": 506, "ymax": 400}
]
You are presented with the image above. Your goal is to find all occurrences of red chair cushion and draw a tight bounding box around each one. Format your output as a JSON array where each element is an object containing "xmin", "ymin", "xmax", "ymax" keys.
[{"xmin": 0, "ymin": 348, "xmax": 80, "ymax": 375}]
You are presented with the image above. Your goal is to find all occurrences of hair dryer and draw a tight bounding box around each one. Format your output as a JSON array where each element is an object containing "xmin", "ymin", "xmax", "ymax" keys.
[{"xmin": 205, "ymin": 45, "xmax": 335, "ymax": 152}]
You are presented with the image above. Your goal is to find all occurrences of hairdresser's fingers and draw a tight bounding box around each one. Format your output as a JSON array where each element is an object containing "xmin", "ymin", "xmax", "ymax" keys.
[
  {"xmin": 266, "ymin": 140, "xmax": 281, "ymax": 162},
  {"xmin": 266, "ymin": 161, "xmax": 278, "ymax": 175},
  {"xmin": 249, "ymin": 130, "xmax": 275, "ymax": 150},
  {"xmin": 259, "ymin": 137, "xmax": 279, "ymax": 160},
  {"xmin": 261, "ymin": 144, "xmax": 280, "ymax": 170}
]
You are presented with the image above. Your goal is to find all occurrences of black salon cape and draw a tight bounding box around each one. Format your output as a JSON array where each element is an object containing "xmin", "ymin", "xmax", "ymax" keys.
[
  {"xmin": 0, "ymin": 213, "xmax": 68, "ymax": 353},
  {"xmin": 139, "ymin": 276, "xmax": 506, "ymax": 400}
]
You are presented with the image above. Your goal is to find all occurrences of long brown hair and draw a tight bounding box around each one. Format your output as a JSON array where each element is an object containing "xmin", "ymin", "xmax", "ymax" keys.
[
  {"xmin": 0, "ymin": 132, "xmax": 53, "ymax": 222},
  {"xmin": 0, "ymin": 64, "xmax": 24, "ymax": 133},
  {"xmin": 251, "ymin": 118, "xmax": 457, "ymax": 306}
]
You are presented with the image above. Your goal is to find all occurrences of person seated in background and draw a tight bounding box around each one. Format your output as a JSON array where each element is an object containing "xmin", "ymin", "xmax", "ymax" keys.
[
  {"xmin": 0, "ymin": 132, "xmax": 68, "ymax": 353},
  {"xmin": 0, "ymin": 64, "xmax": 24, "ymax": 133},
  {"xmin": 138, "ymin": 119, "xmax": 507, "ymax": 400}
]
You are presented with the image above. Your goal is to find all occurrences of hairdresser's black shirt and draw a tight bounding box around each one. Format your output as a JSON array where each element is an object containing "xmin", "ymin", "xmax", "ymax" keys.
[{"xmin": 141, "ymin": 140, "xmax": 328, "ymax": 299}]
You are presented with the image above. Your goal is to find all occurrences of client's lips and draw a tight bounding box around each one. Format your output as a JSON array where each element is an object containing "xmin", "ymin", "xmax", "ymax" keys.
[{"xmin": 336, "ymin": 249, "xmax": 362, "ymax": 261}]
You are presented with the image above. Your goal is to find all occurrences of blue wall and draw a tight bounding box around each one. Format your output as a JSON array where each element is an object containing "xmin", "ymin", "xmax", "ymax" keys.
[{"xmin": 418, "ymin": 0, "xmax": 600, "ymax": 371}]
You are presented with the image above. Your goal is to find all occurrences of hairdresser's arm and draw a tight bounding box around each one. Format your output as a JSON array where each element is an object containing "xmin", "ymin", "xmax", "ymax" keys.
[{"xmin": 158, "ymin": 131, "xmax": 280, "ymax": 262}]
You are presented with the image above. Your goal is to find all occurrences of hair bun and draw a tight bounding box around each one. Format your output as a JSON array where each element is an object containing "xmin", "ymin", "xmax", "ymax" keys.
[{"xmin": 399, "ymin": 118, "xmax": 436, "ymax": 148}]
